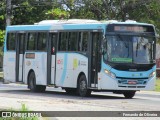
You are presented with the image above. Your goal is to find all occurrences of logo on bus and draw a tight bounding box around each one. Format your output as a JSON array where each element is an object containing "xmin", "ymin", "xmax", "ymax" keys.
[
  {"xmin": 132, "ymin": 73, "xmax": 142, "ymax": 77},
  {"xmin": 57, "ymin": 59, "xmax": 63, "ymax": 64},
  {"xmin": 26, "ymin": 61, "xmax": 31, "ymax": 66}
]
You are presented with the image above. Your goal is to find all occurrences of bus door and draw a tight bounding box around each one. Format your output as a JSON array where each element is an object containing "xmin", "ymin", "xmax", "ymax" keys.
[
  {"xmin": 47, "ymin": 33, "xmax": 57, "ymax": 85},
  {"xmin": 89, "ymin": 31, "xmax": 102, "ymax": 88},
  {"xmin": 16, "ymin": 33, "xmax": 26, "ymax": 82}
]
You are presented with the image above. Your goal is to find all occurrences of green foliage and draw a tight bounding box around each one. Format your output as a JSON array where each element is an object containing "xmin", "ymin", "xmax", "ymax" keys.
[
  {"xmin": 155, "ymin": 79, "xmax": 160, "ymax": 92},
  {"xmin": 46, "ymin": 8, "xmax": 70, "ymax": 19},
  {"xmin": 21, "ymin": 103, "xmax": 29, "ymax": 111},
  {"xmin": 11, "ymin": 1, "xmax": 52, "ymax": 25},
  {"xmin": 0, "ymin": 0, "xmax": 160, "ymax": 42},
  {"xmin": 123, "ymin": 0, "xmax": 160, "ymax": 41},
  {"xmin": 0, "ymin": 30, "xmax": 5, "ymax": 47},
  {"xmin": 0, "ymin": 0, "xmax": 6, "ymax": 30}
]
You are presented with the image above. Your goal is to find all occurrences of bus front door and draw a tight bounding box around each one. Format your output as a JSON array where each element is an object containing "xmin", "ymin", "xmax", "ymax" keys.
[
  {"xmin": 47, "ymin": 33, "xmax": 57, "ymax": 85},
  {"xmin": 16, "ymin": 33, "xmax": 25, "ymax": 82},
  {"xmin": 89, "ymin": 32, "xmax": 102, "ymax": 88}
]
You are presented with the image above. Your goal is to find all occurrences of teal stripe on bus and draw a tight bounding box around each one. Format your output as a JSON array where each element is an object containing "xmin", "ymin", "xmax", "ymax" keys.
[{"xmin": 60, "ymin": 53, "xmax": 68, "ymax": 85}]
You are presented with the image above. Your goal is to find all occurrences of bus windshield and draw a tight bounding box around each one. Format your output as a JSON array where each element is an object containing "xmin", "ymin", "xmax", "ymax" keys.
[{"xmin": 104, "ymin": 34, "xmax": 156, "ymax": 64}]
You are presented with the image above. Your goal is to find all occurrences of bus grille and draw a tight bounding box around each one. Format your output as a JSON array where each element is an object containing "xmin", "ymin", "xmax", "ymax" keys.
[
  {"xmin": 117, "ymin": 79, "xmax": 147, "ymax": 88},
  {"xmin": 118, "ymin": 86, "xmax": 145, "ymax": 88}
]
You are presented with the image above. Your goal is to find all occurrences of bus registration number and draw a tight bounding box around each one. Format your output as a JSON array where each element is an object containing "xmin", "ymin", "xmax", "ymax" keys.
[{"xmin": 128, "ymin": 80, "xmax": 137, "ymax": 85}]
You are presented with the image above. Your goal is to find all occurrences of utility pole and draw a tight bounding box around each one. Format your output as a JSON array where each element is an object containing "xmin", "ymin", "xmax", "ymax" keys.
[{"xmin": 6, "ymin": 0, "xmax": 12, "ymax": 26}]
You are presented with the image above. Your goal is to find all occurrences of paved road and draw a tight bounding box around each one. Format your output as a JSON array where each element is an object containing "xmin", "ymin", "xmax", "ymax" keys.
[{"xmin": 0, "ymin": 82, "xmax": 160, "ymax": 120}]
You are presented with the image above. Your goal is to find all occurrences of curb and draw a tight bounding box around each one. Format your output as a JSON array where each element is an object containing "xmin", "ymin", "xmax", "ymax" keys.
[
  {"xmin": 141, "ymin": 91, "xmax": 160, "ymax": 93},
  {"xmin": 137, "ymin": 91, "xmax": 160, "ymax": 95}
]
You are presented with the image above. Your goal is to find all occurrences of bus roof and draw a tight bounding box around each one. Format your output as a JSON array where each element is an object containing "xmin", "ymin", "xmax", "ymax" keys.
[{"xmin": 6, "ymin": 19, "xmax": 154, "ymax": 32}]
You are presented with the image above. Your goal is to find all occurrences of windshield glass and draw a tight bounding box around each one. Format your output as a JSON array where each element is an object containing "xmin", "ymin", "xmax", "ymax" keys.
[{"xmin": 104, "ymin": 34, "xmax": 155, "ymax": 64}]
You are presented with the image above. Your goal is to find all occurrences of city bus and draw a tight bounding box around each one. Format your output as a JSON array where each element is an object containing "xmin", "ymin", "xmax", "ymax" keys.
[{"xmin": 3, "ymin": 19, "xmax": 157, "ymax": 98}]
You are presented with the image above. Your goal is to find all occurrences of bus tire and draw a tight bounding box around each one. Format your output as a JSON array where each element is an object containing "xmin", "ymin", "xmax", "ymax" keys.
[
  {"xmin": 77, "ymin": 75, "xmax": 91, "ymax": 97},
  {"xmin": 28, "ymin": 71, "xmax": 46, "ymax": 92},
  {"xmin": 123, "ymin": 91, "xmax": 136, "ymax": 99}
]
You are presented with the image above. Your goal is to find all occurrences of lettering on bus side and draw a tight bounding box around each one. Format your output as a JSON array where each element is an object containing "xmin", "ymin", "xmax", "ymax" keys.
[
  {"xmin": 79, "ymin": 61, "xmax": 87, "ymax": 66},
  {"xmin": 26, "ymin": 53, "xmax": 35, "ymax": 59}
]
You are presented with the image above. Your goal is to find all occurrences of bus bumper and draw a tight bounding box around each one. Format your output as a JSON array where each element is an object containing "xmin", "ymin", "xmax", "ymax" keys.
[{"xmin": 99, "ymin": 73, "xmax": 156, "ymax": 91}]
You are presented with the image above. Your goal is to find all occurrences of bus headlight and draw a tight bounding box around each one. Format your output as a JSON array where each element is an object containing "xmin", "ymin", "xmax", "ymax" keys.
[
  {"xmin": 104, "ymin": 69, "xmax": 116, "ymax": 79},
  {"xmin": 149, "ymin": 71, "xmax": 156, "ymax": 78}
]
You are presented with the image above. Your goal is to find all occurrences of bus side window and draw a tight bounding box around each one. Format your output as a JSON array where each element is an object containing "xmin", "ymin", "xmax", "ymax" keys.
[
  {"xmin": 68, "ymin": 32, "xmax": 78, "ymax": 51},
  {"xmin": 18, "ymin": 33, "xmax": 25, "ymax": 54},
  {"xmin": 59, "ymin": 32, "xmax": 68, "ymax": 51},
  {"xmin": 78, "ymin": 32, "xmax": 88, "ymax": 52},
  {"xmin": 27, "ymin": 33, "xmax": 36, "ymax": 51},
  {"xmin": 7, "ymin": 33, "xmax": 16, "ymax": 51},
  {"xmin": 37, "ymin": 32, "xmax": 47, "ymax": 51}
]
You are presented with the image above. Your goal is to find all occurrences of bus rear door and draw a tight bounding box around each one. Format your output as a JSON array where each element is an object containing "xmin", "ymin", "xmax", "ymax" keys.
[
  {"xmin": 47, "ymin": 33, "xmax": 57, "ymax": 85},
  {"xmin": 16, "ymin": 32, "xmax": 25, "ymax": 82}
]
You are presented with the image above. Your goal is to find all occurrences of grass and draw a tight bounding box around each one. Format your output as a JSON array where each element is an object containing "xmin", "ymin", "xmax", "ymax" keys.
[
  {"xmin": 155, "ymin": 79, "xmax": 160, "ymax": 92},
  {"xmin": 0, "ymin": 72, "xmax": 3, "ymax": 81},
  {"xmin": 0, "ymin": 72, "xmax": 3, "ymax": 77}
]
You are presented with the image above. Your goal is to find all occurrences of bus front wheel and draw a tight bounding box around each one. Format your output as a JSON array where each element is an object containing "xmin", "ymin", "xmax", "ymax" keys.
[
  {"xmin": 123, "ymin": 91, "xmax": 136, "ymax": 99},
  {"xmin": 77, "ymin": 75, "xmax": 91, "ymax": 97},
  {"xmin": 28, "ymin": 71, "xmax": 46, "ymax": 92}
]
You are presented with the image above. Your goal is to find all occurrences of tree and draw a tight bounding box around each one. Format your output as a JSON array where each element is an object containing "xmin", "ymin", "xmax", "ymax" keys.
[
  {"xmin": 0, "ymin": 30, "xmax": 5, "ymax": 47},
  {"xmin": 45, "ymin": 8, "xmax": 70, "ymax": 20},
  {"xmin": 0, "ymin": 0, "xmax": 160, "ymax": 48},
  {"xmin": 0, "ymin": 0, "xmax": 6, "ymax": 30},
  {"xmin": 0, "ymin": 0, "xmax": 5, "ymax": 46},
  {"xmin": 11, "ymin": 0, "xmax": 53, "ymax": 25},
  {"xmin": 72, "ymin": 0, "xmax": 160, "ymax": 36}
]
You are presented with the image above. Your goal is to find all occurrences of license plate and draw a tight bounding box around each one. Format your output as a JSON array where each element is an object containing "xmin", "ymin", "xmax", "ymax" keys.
[{"xmin": 128, "ymin": 80, "xmax": 137, "ymax": 85}]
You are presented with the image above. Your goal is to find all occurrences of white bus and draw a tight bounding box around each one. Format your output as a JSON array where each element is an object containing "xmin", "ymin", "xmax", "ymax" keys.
[{"xmin": 3, "ymin": 19, "xmax": 157, "ymax": 98}]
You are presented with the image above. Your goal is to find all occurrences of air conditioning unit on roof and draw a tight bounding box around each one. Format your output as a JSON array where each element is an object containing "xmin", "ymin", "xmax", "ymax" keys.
[
  {"xmin": 36, "ymin": 19, "xmax": 100, "ymax": 25},
  {"xmin": 125, "ymin": 20, "xmax": 137, "ymax": 23}
]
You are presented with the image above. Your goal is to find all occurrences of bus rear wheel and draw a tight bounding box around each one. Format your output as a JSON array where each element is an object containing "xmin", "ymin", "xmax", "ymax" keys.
[
  {"xmin": 28, "ymin": 71, "xmax": 46, "ymax": 92},
  {"xmin": 123, "ymin": 91, "xmax": 136, "ymax": 99},
  {"xmin": 77, "ymin": 75, "xmax": 91, "ymax": 97}
]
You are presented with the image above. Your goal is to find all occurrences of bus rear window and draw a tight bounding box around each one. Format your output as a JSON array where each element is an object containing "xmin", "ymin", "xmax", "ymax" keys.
[{"xmin": 7, "ymin": 33, "xmax": 16, "ymax": 51}]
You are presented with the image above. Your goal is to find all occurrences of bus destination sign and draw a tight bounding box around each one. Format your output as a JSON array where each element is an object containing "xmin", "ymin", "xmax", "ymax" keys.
[{"xmin": 114, "ymin": 26, "xmax": 146, "ymax": 32}]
